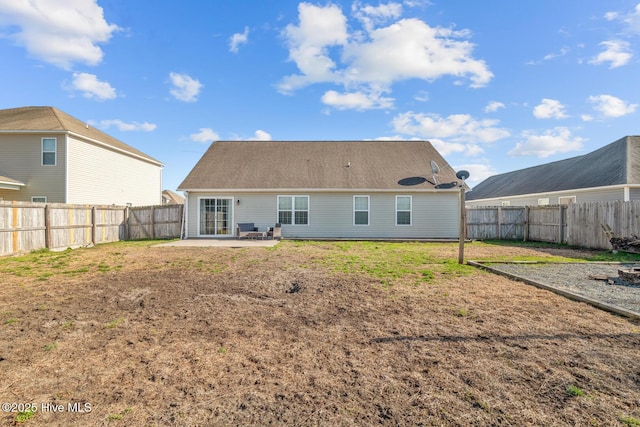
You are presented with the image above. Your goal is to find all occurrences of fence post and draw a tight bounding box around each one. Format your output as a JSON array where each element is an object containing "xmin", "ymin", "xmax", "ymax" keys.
[
  {"xmin": 497, "ymin": 207, "xmax": 502, "ymax": 240},
  {"xmin": 91, "ymin": 206, "xmax": 97, "ymax": 246},
  {"xmin": 124, "ymin": 206, "xmax": 130, "ymax": 240},
  {"xmin": 523, "ymin": 206, "xmax": 529, "ymax": 242},
  {"xmin": 151, "ymin": 206, "xmax": 155, "ymax": 239},
  {"xmin": 44, "ymin": 204, "xmax": 51, "ymax": 249},
  {"xmin": 558, "ymin": 205, "xmax": 564, "ymax": 243}
]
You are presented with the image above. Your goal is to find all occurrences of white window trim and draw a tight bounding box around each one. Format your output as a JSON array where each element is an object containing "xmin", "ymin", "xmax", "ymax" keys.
[
  {"xmin": 277, "ymin": 195, "xmax": 310, "ymax": 226},
  {"xmin": 196, "ymin": 196, "xmax": 234, "ymax": 237},
  {"xmin": 395, "ymin": 195, "xmax": 412, "ymax": 226},
  {"xmin": 32, "ymin": 196, "xmax": 47, "ymax": 203},
  {"xmin": 42, "ymin": 137, "xmax": 57, "ymax": 166},
  {"xmin": 538, "ymin": 197, "xmax": 550, "ymax": 206},
  {"xmin": 353, "ymin": 195, "xmax": 370, "ymax": 226}
]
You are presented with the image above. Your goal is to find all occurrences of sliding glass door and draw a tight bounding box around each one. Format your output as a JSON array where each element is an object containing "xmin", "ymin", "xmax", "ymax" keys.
[{"xmin": 199, "ymin": 198, "xmax": 232, "ymax": 236}]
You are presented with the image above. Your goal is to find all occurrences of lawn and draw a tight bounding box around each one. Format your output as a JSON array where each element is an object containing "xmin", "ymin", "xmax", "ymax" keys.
[{"xmin": 0, "ymin": 240, "xmax": 639, "ymax": 426}]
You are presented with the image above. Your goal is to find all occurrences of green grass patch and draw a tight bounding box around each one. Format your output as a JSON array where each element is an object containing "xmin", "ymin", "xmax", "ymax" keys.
[
  {"xmin": 43, "ymin": 341, "xmax": 58, "ymax": 352},
  {"xmin": 5, "ymin": 318, "xmax": 18, "ymax": 325},
  {"xmin": 105, "ymin": 318, "xmax": 125, "ymax": 329},
  {"xmin": 15, "ymin": 408, "xmax": 36, "ymax": 423},
  {"xmin": 566, "ymin": 384, "xmax": 586, "ymax": 397},
  {"xmin": 620, "ymin": 416, "xmax": 640, "ymax": 426}
]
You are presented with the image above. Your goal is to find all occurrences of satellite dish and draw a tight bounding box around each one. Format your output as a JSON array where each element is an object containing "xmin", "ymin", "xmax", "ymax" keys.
[
  {"xmin": 456, "ymin": 170, "xmax": 470, "ymax": 181},
  {"xmin": 430, "ymin": 161, "xmax": 440, "ymax": 186},
  {"xmin": 430, "ymin": 161, "xmax": 440, "ymax": 174}
]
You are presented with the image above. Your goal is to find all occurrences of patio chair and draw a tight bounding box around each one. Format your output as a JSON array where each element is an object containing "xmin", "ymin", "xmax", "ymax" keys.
[
  {"xmin": 267, "ymin": 223, "xmax": 282, "ymax": 240},
  {"xmin": 237, "ymin": 223, "xmax": 258, "ymax": 239}
]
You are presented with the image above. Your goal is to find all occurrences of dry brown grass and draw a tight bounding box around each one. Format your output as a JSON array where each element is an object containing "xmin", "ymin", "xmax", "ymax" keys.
[{"xmin": 0, "ymin": 240, "xmax": 639, "ymax": 426}]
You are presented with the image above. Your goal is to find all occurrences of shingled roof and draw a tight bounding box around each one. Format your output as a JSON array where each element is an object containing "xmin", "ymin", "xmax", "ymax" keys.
[
  {"xmin": 178, "ymin": 140, "xmax": 461, "ymax": 191},
  {"xmin": 467, "ymin": 136, "xmax": 640, "ymax": 200},
  {"xmin": 0, "ymin": 106, "xmax": 162, "ymax": 165}
]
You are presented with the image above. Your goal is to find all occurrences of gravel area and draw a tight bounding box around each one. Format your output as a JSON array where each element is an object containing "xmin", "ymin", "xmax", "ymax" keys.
[{"xmin": 483, "ymin": 262, "xmax": 640, "ymax": 316}]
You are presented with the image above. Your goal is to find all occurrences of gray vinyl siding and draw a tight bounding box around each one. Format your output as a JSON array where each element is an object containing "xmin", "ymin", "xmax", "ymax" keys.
[
  {"xmin": 66, "ymin": 136, "xmax": 162, "ymax": 206},
  {"xmin": 185, "ymin": 191, "xmax": 460, "ymax": 239},
  {"xmin": 0, "ymin": 134, "xmax": 66, "ymax": 202},
  {"xmin": 466, "ymin": 187, "xmax": 627, "ymax": 207}
]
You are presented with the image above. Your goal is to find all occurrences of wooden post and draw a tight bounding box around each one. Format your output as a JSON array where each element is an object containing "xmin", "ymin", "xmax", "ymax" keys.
[
  {"xmin": 151, "ymin": 206, "xmax": 155, "ymax": 239},
  {"xmin": 523, "ymin": 206, "xmax": 529, "ymax": 242},
  {"xmin": 124, "ymin": 206, "xmax": 130, "ymax": 240},
  {"xmin": 497, "ymin": 206, "xmax": 502, "ymax": 240},
  {"xmin": 91, "ymin": 206, "xmax": 97, "ymax": 246},
  {"xmin": 44, "ymin": 204, "xmax": 51, "ymax": 249},
  {"xmin": 458, "ymin": 187, "xmax": 466, "ymax": 264},
  {"xmin": 558, "ymin": 205, "xmax": 564, "ymax": 243}
]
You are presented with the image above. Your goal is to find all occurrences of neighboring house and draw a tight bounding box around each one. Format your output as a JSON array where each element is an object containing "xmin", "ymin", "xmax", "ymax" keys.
[
  {"xmin": 0, "ymin": 106, "xmax": 163, "ymax": 205},
  {"xmin": 466, "ymin": 135, "xmax": 640, "ymax": 207},
  {"xmin": 162, "ymin": 189, "xmax": 185, "ymax": 205},
  {"xmin": 177, "ymin": 140, "xmax": 466, "ymax": 239}
]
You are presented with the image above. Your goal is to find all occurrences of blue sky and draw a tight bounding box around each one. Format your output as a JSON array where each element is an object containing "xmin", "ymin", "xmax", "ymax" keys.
[{"xmin": 1, "ymin": 1, "xmax": 640, "ymax": 191}]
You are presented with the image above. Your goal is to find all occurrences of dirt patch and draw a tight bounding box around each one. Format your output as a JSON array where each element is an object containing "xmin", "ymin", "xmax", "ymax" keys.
[{"xmin": 1, "ymin": 241, "xmax": 639, "ymax": 426}]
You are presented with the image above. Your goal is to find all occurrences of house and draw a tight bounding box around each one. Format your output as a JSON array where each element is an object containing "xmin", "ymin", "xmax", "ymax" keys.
[
  {"xmin": 466, "ymin": 135, "xmax": 640, "ymax": 207},
  {"xmin": 177, "ymin": 140, "xmax": 466, "ymax": 239},
  {"xmin": 162, "ymin": 189, "xmax": 185, "ymax": 205},
  {"xmin": 0, "ymin": 106, "xmax": 163, "ymax": 206}
]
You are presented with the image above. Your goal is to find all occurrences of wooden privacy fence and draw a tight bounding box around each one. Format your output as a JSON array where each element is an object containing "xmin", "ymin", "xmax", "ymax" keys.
[
  {"xmin": 467, "ymin": 205, "xmax": 568, "ymax": 244},
  {"xmin": 0, "ymin": 201, "xmax": 183, "ymax": 256},
  {"xmin": 467, "ymin": 201, "xmax": 640, "ymax": 250}
]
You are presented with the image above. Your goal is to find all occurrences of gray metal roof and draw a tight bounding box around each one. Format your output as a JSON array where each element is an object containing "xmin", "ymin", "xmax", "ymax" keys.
[
  {"xmin": 178, "ymin": 140, "xmax": 462, "ymax": 191},
  {"xmin": 0, "ymin": 106, "xmax": 162, "ymax": 166},
  {"xmin": 467, "ymin": 136, "xmax": 640, "ymax": 200}
]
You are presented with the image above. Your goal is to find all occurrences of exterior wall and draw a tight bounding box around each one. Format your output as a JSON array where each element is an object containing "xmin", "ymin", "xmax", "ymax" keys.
[
  {"xmin": 466, "ymin": 186, "xmax": 627, "ymax": 207},
  {"xmin": 66, "ymin": 136, "xmax": 162, "ymax": 206},
  {"xmin": 0, "ymin": 133, "xmax": 66, "ymax": 202},
  {"xmin": 185, "ymin": 191, "xmax": 460, "ymax": 239}
]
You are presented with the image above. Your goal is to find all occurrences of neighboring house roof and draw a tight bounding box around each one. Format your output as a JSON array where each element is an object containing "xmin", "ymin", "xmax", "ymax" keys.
[
  {"xmin": 162, "ymin": 189, "xmax": 185, "ymax": 204},
  {"xmin": 467, "ymin": 135, "xmax": 640, "ymax": 200},
  {"xmin": 0, "ymin": 106, "xmax": 162, "ymax": 166},
  {"xmin": 178, "ymin": 140, "xmax": 462, "ymax": 191},
  {"xmin": 0, "ymin": 175, "xmax": 25, "ymax": 190}
]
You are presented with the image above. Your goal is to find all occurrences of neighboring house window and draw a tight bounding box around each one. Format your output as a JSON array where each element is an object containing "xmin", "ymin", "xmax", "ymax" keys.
[
  {"xmin": 42, "ymin": 138, "xmax": 56, "ymax": 166},
  {"xmin": 538, "ymin": 198, "xmax": 550, "ymax": 206},
  {"xmin": 32, "ymin": 196, "xmax": 47, "ymax": 203},
  {"xmin": 559, "ymin": 196, "xmax": 576, "ymax": 205},
  {"xmin": 278, "ymin": 196, "xmax": 309, "ymax": 225},
  {"xmin": 354, "ymin": 195, "xmax": 370, "ymax": 226},
  {"xmin": 396, "ymin": 196, "xmax": 412, "ymax": 225},
  {"xmin": 501, "ymin": 201, "xmax": 511, "ymax": 207}
]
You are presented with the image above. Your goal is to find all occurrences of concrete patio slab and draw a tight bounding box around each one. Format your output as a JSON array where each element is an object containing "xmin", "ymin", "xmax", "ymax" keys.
[{"xmin": 154, "ymin": 239, "xmax": 279, "ymax": 248}]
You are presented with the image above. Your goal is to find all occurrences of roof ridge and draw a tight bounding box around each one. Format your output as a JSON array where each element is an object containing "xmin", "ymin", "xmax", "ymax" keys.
[{"xmin": 47, "ymin": 106, "xmax": 67, "ymax": 130}]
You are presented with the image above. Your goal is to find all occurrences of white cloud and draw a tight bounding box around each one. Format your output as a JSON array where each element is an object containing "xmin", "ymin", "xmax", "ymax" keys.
[
  {"xmin": 278, "ymin": 3, "xmax": 492, "ymax": 110},
  {"xmin": 454, "ymin": 163, "xmax": 497, "ymax": 186},
  {"xmin": 229, "ymin": 26, "xmax": 249, "ymax": 53},
  {"xmin": 66, "ymin": 72, "xmax": 116, "ymax": 100},
  {"xmin": 352, "ymin": 1, "xmax": 403, "ymax": 31},
  {"xmin": 99, "ymin": 119, "xmax": 156, "ymax": 132},
  {"xmin": 605, "ymin": 4, "xmax": 640, "ymax": 34},
  {"xmin": 190, "ymin": 128, "xmax": 219, "ymax": 143},
  {"xmin": 249, "ymin": 130, "xmax": 272, "ymax": 141},
  {"xmin": 588, "ymin": 94, "xmax": 638, "ymax": 117},
  {"xmin": 391, "ymin": 111, "xmax": 509, "ymax": 156},
  {"xmin": 589, "ymin": 40, "xmax": 632, "ymax": 68},
  {"xmin": 321, "ymin": 89, "xmax": 394, "ymax": 110},
  {"xmin": 169, "ymin": 72, "xmax": 203, "ymax": 102},
  {"xmin": 533, "ymin": 98, "xmax": 568, "ymax": 119},
  {"xmin": 0, "ymin": 0, "xmax": 119, "ymax": 69},
  {"xmin": 484, "ymin": 101, "xmax": 505, "ymax": 113},
  {"xmin": 508, "ymin": 127, "xmax": 584, "ymax": 158}
]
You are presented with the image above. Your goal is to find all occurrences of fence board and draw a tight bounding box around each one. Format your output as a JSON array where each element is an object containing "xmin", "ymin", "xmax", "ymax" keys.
[{"xmin": 0, "ymin": 201, "xmax": 183, "ymax": 257}]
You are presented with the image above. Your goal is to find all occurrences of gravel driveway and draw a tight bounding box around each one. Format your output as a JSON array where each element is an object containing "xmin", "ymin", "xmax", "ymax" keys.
[{"xmin": 473, "ymin": 262, "xmax": 640, "ymax": 318}]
